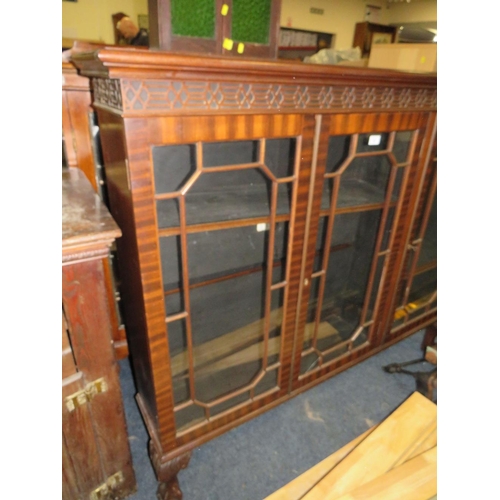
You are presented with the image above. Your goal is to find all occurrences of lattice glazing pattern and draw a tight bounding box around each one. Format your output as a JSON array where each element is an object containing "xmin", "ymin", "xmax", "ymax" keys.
[
  {"xmin": 300, "ymin": 131, "xmax": 417, "ymax": 376},
  {"xmin": 153, "ymin": 137, "xmax": 300, "ymax": 434}
]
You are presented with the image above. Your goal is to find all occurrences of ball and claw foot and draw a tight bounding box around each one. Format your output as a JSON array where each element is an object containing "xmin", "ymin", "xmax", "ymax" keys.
[{"xmin": 157, "ymin": 477, "xmax": 182, "ymax": 500}]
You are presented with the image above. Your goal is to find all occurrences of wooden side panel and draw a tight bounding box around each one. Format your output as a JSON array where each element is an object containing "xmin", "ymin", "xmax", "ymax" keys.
[
  {"xmin": 62, "ymin": 435, "xmax": 80, "ymax": 499},
  {"xmin": 62, "ymin": 375, "xmax": 104, "ymax": 494},
  {"xmin": 62, "ymin": 89, "xmax": 97, "ymax": 190},
  {"xmin": 97, "ymin": 110, "xmax": 160, "ymax": 434},
  {"xmin": 62, "ymin": 259, "xmax": 136, "ymax": 496}
]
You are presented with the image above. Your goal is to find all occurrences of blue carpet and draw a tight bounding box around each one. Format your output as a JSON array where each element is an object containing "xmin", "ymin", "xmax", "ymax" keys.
[{"xmin": 119, "ymin": 330, "xmax": 430, "ymax": 499}]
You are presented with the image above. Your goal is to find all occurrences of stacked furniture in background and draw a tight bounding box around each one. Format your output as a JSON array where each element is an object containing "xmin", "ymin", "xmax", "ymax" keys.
[{"xmin": 62, "ymin": 59, "xmax": 129, "ymax": 358}]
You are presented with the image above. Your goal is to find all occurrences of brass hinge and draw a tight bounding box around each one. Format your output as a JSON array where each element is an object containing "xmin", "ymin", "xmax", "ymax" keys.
[
  {"xmin": 65, "ymin": 377, "xmax": 108, "ymax": 412},
  {"xmin": 90, "ymin": 471, "xmax": 124, "ymax": 500}
]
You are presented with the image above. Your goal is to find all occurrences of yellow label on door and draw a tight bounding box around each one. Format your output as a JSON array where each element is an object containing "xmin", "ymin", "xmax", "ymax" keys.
[
  {"xmin": 221, "ymin": 4, "xmax": 229, "ymax": 16},
  {"xmin": 223, "ymin": 38, "xmax": 234, "ymax": 51},
  {"xmin": 237, "ymin": 43, "xmax": 245, "ymax": 54}
]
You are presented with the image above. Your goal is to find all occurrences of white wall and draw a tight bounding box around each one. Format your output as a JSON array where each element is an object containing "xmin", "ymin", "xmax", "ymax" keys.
[{"xmin": 62, "ymin": 0, "xmax": 148, "ymax": 44}]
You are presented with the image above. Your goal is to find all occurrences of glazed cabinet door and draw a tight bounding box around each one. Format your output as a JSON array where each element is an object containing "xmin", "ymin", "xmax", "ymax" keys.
[
  {"xmin": 144, "ymin": 113, "xmax": 313, "ymax": 446},
  {"xmin": 384, "ymin": 138, "xmax": 437, "ymax": 340},
  {"xmin": 290, "ymin": 112, "xmax": 434, "ymax": 390}
]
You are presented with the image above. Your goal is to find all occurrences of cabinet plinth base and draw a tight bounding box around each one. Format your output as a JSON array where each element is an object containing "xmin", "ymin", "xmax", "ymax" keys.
[{"xmin": 149, "ymin": 441, "xmax": 191, "ymax": 500}]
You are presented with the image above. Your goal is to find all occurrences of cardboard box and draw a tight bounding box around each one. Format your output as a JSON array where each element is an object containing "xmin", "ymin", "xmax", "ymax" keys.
[{"xmin": 368, "ymin": 43, "xmax": 437, "ymax": 73}]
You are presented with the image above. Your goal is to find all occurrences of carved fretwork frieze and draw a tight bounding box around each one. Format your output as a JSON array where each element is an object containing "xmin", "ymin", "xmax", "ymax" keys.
[
  {"xmin": 93, "ymin": 78, "xmax": 123, "ymax": 111},
  {"xmin": 116, "ymin": 79, "xmax": 436, "ymax": 115}
]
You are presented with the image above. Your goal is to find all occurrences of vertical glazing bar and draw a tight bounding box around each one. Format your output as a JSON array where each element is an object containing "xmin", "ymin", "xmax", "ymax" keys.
[
  {"xmin": 262, "ymin": 180, "xmax": 278, "ymax": 370},
  {"xmin": 195, "ymin": 141, "xmax": 204, "ymax": 171},
  {"xmin": 311, "ymin": 176, "xmax": 340, "ymax": 350},
  {"xmin": 178, "ymin": 195, "xmax": 196, "ymax": 401},
  {"xmin": 293, "ymin": 116, "xmax": 323, "ymax": 361},
  {"xmin": 279, "ymin": 135, "xmax": 301, "ymax": 383}
]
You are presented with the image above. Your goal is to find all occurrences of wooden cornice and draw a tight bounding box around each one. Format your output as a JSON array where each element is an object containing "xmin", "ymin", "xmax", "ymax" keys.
[
  {"xmin": 70, "ymin": 44, "xmax": 436, "ymax": 88},
  {"xmin": 69, "ymin": 44, "xmax": 436, "ymax": 117}
]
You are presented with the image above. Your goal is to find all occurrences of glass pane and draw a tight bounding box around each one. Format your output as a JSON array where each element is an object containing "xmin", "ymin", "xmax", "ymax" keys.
[
  {"xmin": 337, "ymin": 155, "xmax": 392, "ymax": 208},
  {"xmin": 417, "ymin": 193, "xmax": 437, "ymax": 267},
  {"xmin": 308, "ymin": 210, "xmax": 382, "ymax": 354},
  {"xmin": 408, "ymin": 268, "xmax": 437, "ymax": 304},
  {"xmin": 185, "ymin": 168, "xmax": 271, "ymax": 224},
  {"xmin": 171, "ymin": 0, "xmax": 215, "ymax": 39},
  {"xmin": 393, "ymin": 131, "xmax": 413, "ymax": 163},
  {"xmin": 232, "ymin": 0, "xmax": 271, "ymax": 44},
  {"xmin": 190, "ymin": 271, "xmax": 280, "ymax": 403},
  {"xmin": 167, "ymin": 319, "xmax": 189, "ymax": 404},
  {"xmin": 265, "ymin": 138, "xmax": 296, "ymax": 178},
  {"xmin": 254, "ymin": 369, "xmax": 278, "ymax": 396},
  {"xmin": 174, "ymin": 404, "xmax": 205, "ymax": 434},
  {"xmin": 203, "ymin": 140, "xmax": 257, "ymax": 167},
  {"xmin": 153, "ymin": 144, "xmax": 196, "ymax": 194},
  {"xmin": 156, "ymin": 199, "xmax": 180, "ymax": 228},
  {"xmin": 161, "ymin": 215, "xmax": 289, "ymax": 432},
  {"xmin": 321, "ymin": 135, "xmax": 350, "ymax": 210}
]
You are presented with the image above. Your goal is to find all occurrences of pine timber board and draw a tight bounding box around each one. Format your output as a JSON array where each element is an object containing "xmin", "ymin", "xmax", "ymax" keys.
[
  {"xmin": 333, "ymin": 447, "xmax": 437, "ymax": 500},
  {"xmin": 301, "ymin": 392, "xmax": 436, "ymax": 500},
  {"xmin": 269, "ymin": 392, "xmax": 436, "ymax": 500},
  {"xmin": 264, "ymin": 427, "xmax": 376, "ymax": 500}
]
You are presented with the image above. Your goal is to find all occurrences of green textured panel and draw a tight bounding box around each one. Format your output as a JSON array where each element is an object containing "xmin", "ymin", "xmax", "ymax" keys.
[
  {"xmin": 232, "ymin": 0, "xmax": 271, "ymax": 45},
  {"xmin": 171, "ymin": 0, "xmax": 215, "ymax": 39}
]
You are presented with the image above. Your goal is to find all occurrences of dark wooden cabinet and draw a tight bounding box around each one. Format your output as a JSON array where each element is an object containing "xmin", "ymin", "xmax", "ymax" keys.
[
  {"xmin": 62, "ymin": 168, "xmax": 136, "ymax": 500},
  {"xmin": 62, "ymin": 60, "xmax": 129, "ymax": 359},
  {"xmin": 352, "ymin": 22, "xmax": 397, "ymax": 58},
  {"xmin": 148, "ymin": 0, "xmax": 281, "ymax": 57},
  {"xmin": 71, "ymin": 45, "xmax": 436, "ymax": 499}
]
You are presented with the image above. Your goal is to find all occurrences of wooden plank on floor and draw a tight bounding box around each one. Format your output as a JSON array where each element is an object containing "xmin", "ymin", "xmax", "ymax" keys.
[
  {"xmin": 302, "ymin": 392, "xmax": 437, "ymax": 500},
  {"xmin": 265, "ymin": 427, "xmax": 376, "ymax": 500},
  {"xmin": 332, "ymin": 447, "xmax": 437, "ymax": 500}
]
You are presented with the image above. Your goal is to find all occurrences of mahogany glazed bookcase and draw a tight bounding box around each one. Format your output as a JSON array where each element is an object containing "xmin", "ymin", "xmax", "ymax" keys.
[{"xmin": 71, "ymin": 45, "xmax": 437, "ymax": 499}]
